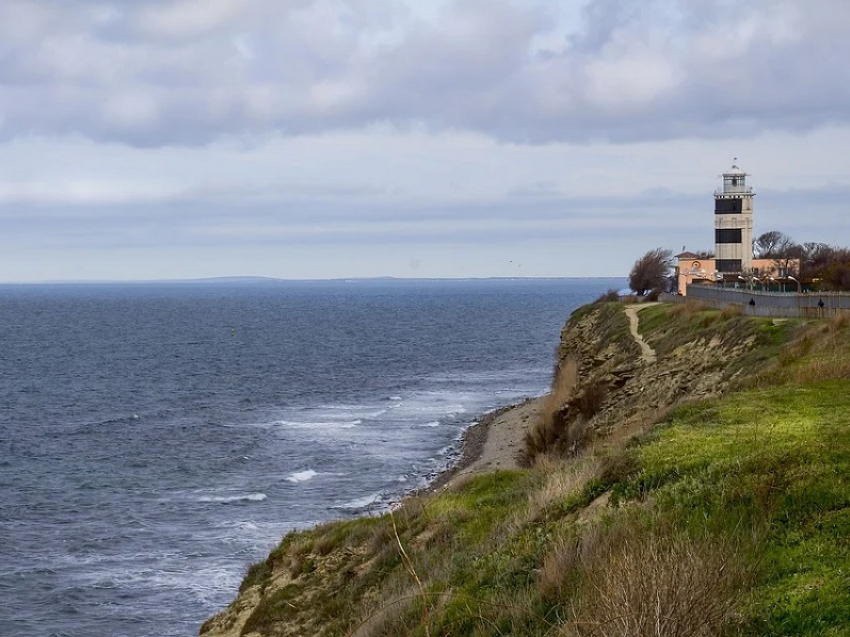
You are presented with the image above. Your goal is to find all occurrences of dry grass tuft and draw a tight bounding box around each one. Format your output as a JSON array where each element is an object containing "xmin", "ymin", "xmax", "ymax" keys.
[
  {"xmin": 827, "ymin": 312, "xmax": 849, "ymax": 331},
  {"xmin": 669, "ymin": 300, "xmax": 710, "ymax": 318},
  {"xmin": 523, "ymin": 360, "xmax": 612, "ymax": 463},
  {"xmin": 719, "ymin": 304, "xmax": 743, "ymax": 319},
  {"xmin": 770, "ymin": 314, "xmax": 850, "ymax": 384},
  {"xmin": 523, "ymin": 359, "xmax": 579, "ymax": 462},
  {"xmin": 539, "ymin": 535, "xmax": 582, "ymax": 601},
  {"xmin": 568, "ymin": 380, "xmax": 608, "ymax": 421},
  {"xmin": 350, "ymin": 589, "xmax": 418, "ymax": 637},
  {"xmin": 561, "ymin": 521, "xmax": 751, "ymax": 637},
  {"xmin": 528, "ymin": 456, "xmax": 599, "ymax": 517}
]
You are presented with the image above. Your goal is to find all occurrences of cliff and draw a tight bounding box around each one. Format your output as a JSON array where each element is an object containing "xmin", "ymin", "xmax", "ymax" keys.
[{"xmin": 202, "ymin": 301, "xmax": 850, "ymax": 637}]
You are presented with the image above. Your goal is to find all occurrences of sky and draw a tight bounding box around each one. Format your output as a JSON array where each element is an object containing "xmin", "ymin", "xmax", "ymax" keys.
[{"xmin": 1, "ymin": 0, "xmax": 849, "ymax": 282}]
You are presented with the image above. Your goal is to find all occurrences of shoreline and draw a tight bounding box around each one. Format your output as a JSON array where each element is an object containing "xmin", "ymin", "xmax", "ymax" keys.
[{"xmin": 418, "ymin": 396, "xmax": 545, "ymax": 494}]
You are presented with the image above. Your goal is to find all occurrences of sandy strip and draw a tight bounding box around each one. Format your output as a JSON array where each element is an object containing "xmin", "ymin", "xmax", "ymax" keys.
[{"xmin": 423, "ymin": 396, "xmax": 545, "ymax": 493}]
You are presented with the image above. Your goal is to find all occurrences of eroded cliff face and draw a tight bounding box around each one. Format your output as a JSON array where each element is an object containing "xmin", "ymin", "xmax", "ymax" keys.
[{"xmin": 544, "ymin": 301, "xmax": 773, "ymax": 454}]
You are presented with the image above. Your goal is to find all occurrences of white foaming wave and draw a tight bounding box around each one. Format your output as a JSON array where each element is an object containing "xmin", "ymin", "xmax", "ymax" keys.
[
  {"xmin": 277, "ymin": 419, "xmax": 361, "ymax": 429},
  {"xmin": 420, "ymin": 421, "xmax": 441, "ymax": 427},
  {"xmin": 218, "ymin": 520, "xmax": 260, "ymax": 532},
  {"xmin": 333, "ymin": 492, "xmax": 383, "ymax": 510},
  {"xmin": 196, "ymin": 493, "xmax": 267, "ymax": 503},
  {"xmin": 102, "ymin": 562, "xmax": 242, "ymax": 608},
  {"xmin": 312, "ymin": 405, "xmax": 388, "ymax": 419},
  {"xmin": 285, "ymin": 469, "xmax": 318, "ymax": 483}
]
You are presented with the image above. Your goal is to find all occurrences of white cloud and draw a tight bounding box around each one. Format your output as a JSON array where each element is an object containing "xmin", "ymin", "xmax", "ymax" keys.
[
  {"xmin": 1, "ymin": 0, "xmax": 848, "ymax": 145},
  {"xmin": 132, "ymin": 0, "xmax": 253, "ymax": 39}
]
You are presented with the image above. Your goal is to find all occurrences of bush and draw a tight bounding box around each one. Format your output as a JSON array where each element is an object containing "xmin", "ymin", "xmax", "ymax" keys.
[
  {"xmin": 563, "ymin": 521, "xmax": 750, "ymax": 637},
  {"xmin": 594, "ymin": 289, "xmax": 621, "ymax": 304},
  {"xmin": 568, "ymin": 381, "xmax": 608, "ymax": 420}
]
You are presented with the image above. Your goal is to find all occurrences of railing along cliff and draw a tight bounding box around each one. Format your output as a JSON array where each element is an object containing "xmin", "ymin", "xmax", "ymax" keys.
[{"xmin": 662, "ymin": 287, "xmax": 850, "ymax": 319}]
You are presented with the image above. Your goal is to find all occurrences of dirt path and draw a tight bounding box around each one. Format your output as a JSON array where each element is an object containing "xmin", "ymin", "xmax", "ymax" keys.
[{"xmin": 624, "ymin": 304, "xmax": 658, "ymax": 364}]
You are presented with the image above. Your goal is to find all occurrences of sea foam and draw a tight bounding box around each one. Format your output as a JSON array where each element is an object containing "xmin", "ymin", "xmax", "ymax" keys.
[
  {"xmin": 196, "ymin": 493, "xmax": 267, "ymax": 504},
  {"xmin": 285, "ymin": 470, "xmax": 318, "ymax": 483}
]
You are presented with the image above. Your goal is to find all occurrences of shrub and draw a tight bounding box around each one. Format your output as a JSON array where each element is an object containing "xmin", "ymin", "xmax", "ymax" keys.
[
  {"xmin": 239, "ymin": 559, "xmax": 273, "ymax": 593},
  {"xmin": 594, "ymin": 289, "xmax": 621, "ymax": 304},
  {"xmin": 523, "ymin": 359, "xmax": 578, "ymax": 463},
  {"xmin": 563, "ymin": 521, "xmax": 750, "ymax": 637},
  {"xmin": 568, "ymin": 380, "xmax": 608, "ymax": 420}
]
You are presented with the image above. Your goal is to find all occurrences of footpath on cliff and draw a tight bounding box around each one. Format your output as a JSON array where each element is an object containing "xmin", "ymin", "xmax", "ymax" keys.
[{"xmin": 430, "ymin": 301, "xmax": 660, "ymax": 492}]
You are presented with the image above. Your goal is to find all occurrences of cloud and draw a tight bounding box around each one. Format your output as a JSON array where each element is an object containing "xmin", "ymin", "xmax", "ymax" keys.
[{"xmin": 0, "ymin": 0, "xmax": 849, "ymax": 146}]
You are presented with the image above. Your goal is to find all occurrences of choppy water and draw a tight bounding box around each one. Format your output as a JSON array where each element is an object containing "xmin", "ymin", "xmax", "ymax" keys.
[{"xmin": 0, "ymin": 278, "xmax": 620, "ymax": 636}]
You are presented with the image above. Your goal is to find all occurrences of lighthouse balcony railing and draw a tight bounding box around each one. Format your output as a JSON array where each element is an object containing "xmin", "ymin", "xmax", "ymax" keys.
[{"xmin": 715, "ymin": 185, "xmax": 753, "ymax": 195}]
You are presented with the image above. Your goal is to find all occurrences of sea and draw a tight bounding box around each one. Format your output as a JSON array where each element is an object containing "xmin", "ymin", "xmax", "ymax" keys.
[{"xmin": 0, "ymin": 277, "xmax": 621, "ymax": 637}]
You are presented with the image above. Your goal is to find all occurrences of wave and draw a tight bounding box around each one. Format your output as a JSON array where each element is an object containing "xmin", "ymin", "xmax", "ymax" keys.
[
  {"xmin": 333, "ymin": 492, "xmax": 384, "ymax": 510},
  {"xmin": 278, "ymin": 419, "xmax": 361, "ymax": 429},
  {"xmin": 285, "ymin": 470, "xmax": 318, "ymax": 483},
  {"xmin": 196, "ymin": 493, "xmax": 267, "ymax": 504}
]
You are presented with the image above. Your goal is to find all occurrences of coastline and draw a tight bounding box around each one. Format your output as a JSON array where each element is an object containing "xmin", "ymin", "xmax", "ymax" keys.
[{"xmin": 421, "ymin": 396, "xmax": 544, "ymax": 494}]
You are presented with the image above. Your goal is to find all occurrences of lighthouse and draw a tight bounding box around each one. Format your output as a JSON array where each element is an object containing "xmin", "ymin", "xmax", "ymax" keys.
[{"xmin": 714, "ymin": 160, "xmax": 754, "ymax": 274}]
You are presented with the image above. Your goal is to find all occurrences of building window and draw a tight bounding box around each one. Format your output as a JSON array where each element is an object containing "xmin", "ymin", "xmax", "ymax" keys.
[
  {"xmin": 716, "ymin": 259, "xmax": 743, "ymax": 273},
  {"xmin": 715, "ymin": 228, "xmax": 742, "ymax": 244},
  {"xmin": 715, "ymin": 198, "xmax": 743, "ymax": 214}
]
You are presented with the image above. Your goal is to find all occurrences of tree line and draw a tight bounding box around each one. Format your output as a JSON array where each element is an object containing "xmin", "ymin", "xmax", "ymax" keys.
[{"xmin": 629, "ymin": 232, "xmax": 850, "ymax": 296}]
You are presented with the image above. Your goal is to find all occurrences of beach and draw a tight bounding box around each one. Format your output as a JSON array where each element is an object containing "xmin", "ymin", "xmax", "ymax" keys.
[{"xmin": 424, "ymin": 396, "xmax": 544, "ymax": 492}]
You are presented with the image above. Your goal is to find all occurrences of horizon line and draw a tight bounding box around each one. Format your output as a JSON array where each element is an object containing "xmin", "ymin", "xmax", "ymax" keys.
[{"xmin": 0, "ymin": 275, "xmax": 627, "ymax": 286}]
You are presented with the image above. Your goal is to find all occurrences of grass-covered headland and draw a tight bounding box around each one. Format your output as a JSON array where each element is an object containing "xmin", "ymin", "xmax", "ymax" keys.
[{"xmin": 202, "ymin": 302, "xmax": 850, "ymax": 637}]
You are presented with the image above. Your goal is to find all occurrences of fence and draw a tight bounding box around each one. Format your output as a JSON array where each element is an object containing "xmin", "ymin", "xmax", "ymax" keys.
[{"xmin": 660, "ymin": 286, "xmax": 850, "ymax": 319}]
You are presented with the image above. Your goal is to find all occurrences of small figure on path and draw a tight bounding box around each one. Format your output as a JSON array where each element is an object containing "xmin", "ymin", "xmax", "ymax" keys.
[
  {"xmin": 818, "ymin": 298, "xmax": 825, "ymax": 309},
  {"xmin": 749, "ymin": 298, "xmax": 756, "ymax": 307}
]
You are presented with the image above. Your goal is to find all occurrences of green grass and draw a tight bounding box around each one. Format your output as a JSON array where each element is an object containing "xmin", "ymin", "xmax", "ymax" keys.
[{"xmin": 619, "ymin": 381, "xmax": 850, "ymax": 636}]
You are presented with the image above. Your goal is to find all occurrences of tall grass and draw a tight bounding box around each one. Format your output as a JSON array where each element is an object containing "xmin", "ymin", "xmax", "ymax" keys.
[
  {"xmin": 561, "ymin": 521, "xmax": 751, "ymax": 637},
  {"xmin": 523, "ymin": 358, "xmax": 578, "ymax": 462}
]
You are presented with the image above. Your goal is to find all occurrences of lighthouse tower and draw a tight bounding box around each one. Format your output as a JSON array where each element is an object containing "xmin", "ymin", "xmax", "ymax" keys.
[{"xmin": 714, "ymin": 160, "xmax": 754, "ymax": 274}]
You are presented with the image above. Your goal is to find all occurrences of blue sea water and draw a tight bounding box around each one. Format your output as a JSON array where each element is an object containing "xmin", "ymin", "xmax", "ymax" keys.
[{"xmin": 0, "ymin": 278, "xmax": 620, "ymax": 637}]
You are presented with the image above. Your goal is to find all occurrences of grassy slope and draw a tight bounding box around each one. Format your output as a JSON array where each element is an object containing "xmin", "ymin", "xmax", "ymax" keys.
[{"xmin": 206, "ymin": 305, "xmax": 850, "ymax": 637}]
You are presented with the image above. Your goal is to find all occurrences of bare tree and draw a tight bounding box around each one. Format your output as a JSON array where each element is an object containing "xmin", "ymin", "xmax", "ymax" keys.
[
  {"xmin": 800, "ymin": 242, "xmax": 850, "ymax": 290},
  {"xmin": 629, "ymin": 248, "xmax": 673, "ymax": 296},
  {"xmin": 753, "ymin": 231, "xmax": 795, "ymax": 259}
]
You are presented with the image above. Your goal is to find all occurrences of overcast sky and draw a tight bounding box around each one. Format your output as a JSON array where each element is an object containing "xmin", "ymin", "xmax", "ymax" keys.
[{"xmin": 2, "ymin": 0, "xmax": 849, "ymax": 282}]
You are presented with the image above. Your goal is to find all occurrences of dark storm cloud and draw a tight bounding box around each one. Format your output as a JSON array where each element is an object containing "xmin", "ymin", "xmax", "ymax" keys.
[{"xmin": 0, "ymin": 0, "xmax": 849, "ymax": 146}]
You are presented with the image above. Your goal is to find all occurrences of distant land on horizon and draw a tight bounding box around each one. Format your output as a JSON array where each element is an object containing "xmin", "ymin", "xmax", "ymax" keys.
[{"xmin": 1, "ymin": 275, "xmax": 626, "ymax": 286}]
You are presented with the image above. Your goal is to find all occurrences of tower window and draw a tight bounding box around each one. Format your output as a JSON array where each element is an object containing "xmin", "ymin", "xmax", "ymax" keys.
[
  {"xmin": 715, "ymin": 198, "xmax": 743, "ymax": 214},
  {"xmin": 715, "ymin": 228, "xmax": 742, "ymax": 244}
]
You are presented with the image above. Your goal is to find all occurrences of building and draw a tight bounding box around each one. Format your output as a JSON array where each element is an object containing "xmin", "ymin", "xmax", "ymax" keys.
[
  {"xmin": 676, "ymin": 162, "xmax": 800, "ymax": 295},
  {"xmin": 714, "ymin": 161, "xmax": 754, "ymax": 274}
]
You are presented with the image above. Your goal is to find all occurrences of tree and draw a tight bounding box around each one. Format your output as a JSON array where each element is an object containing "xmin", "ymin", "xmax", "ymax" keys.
[
  {"xmin": 800, "ymin": 242, "xmax": 850, "ymax": 290},
  {"xmin": 629, "ymin": 248, "xmax": 673, "ymax": 296},
  {"xmin": 753, "ymin": 231, "xmax": 795, "ymax": 259}
]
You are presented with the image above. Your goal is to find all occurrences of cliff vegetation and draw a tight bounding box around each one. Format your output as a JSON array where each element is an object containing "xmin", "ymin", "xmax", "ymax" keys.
[{"xmin": 202, "ymin": 301, "xmax": 850, "ymax": 637}]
